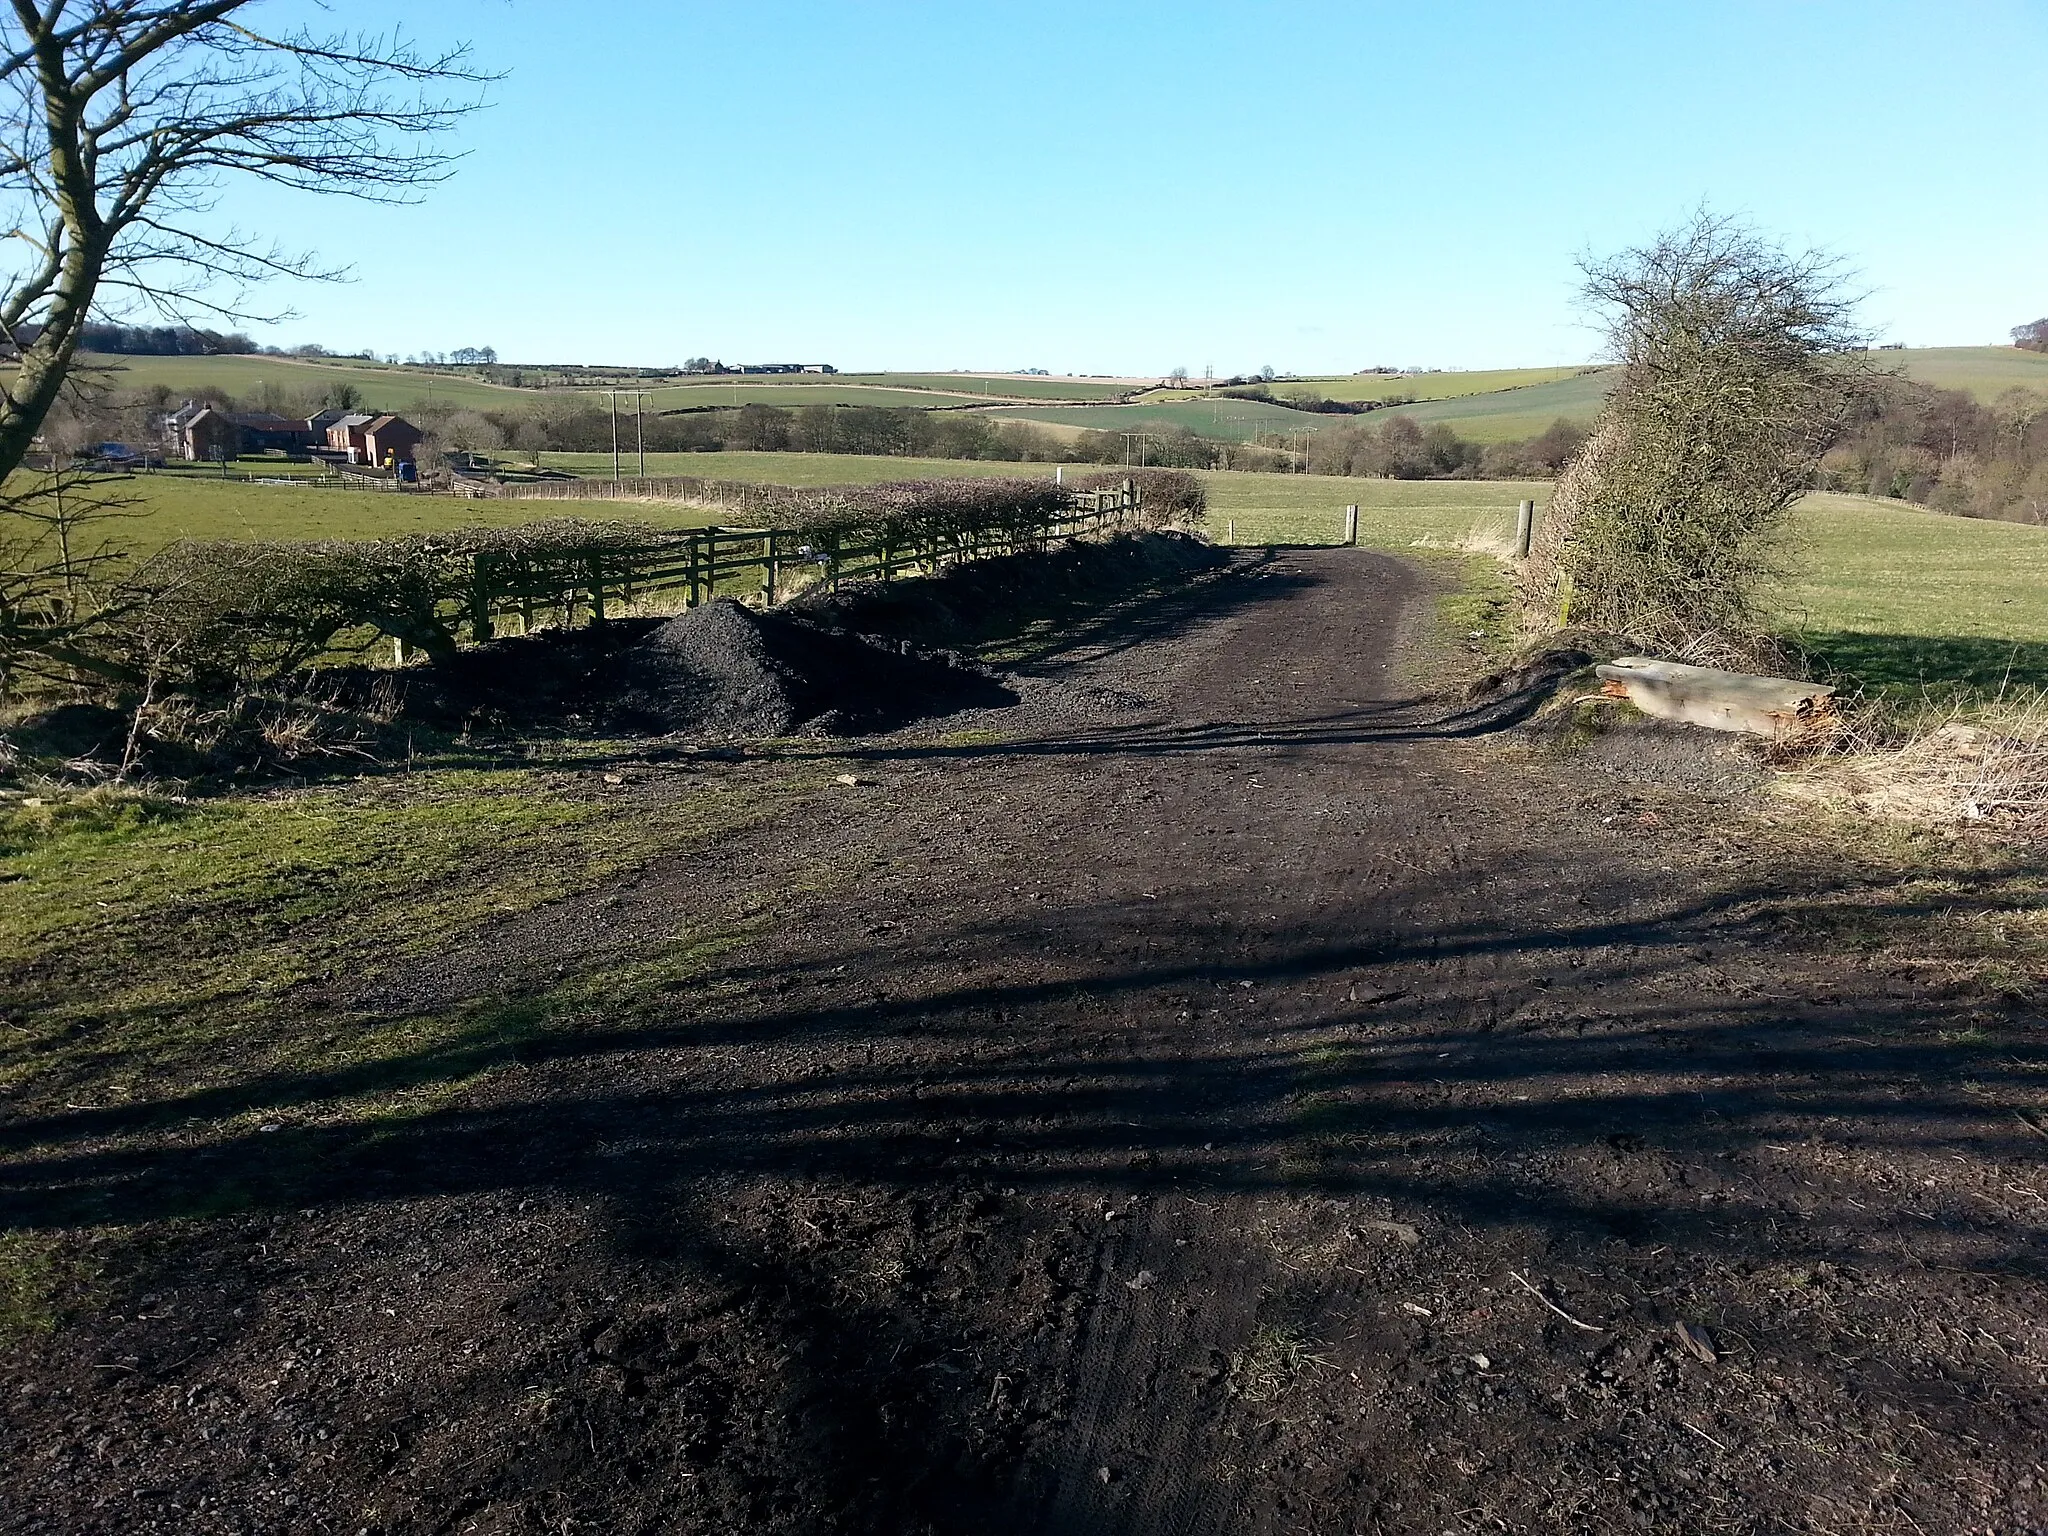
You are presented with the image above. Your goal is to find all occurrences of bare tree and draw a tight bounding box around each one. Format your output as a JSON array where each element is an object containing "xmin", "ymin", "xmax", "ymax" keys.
[
  {"xmin": 1528, "ymin": 211, "xmax": 1873, "ymax": 661},
  {"xmin": 1994, "ymin": 386, "xmax": 2048, "ymax": 457},
  {"xmin": 0, "ymin": 2, "xmax": 492, "ymax": 482}
]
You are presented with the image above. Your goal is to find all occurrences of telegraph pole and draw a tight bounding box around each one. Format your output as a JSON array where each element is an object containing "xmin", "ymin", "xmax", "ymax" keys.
[
  {"xmin": 608, "ymin": 390, "xmax": 620, "ymax": 480},
  {"xmin": 635, "ymin": 389, "xmax": 646, "ymax": 477}
]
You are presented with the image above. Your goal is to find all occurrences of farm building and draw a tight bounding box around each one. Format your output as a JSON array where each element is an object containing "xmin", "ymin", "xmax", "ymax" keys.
[
  {"xmin": 165, "ymin": 404, "xmax": 318, "ymax": 460},
  {"xmin": 325, "ymin": 413, "xmax": 376, "ymax": 458},
  {"xmin": 234, "ymin": 412, "xmax": 320, "ymax": 454},
  {"xmin": 362, "ymin": 415, "xmax": 424, "ymax": 468},
  {"xmin": 324, "ymin": 412, "xmax": 423, "ymax": 466}
]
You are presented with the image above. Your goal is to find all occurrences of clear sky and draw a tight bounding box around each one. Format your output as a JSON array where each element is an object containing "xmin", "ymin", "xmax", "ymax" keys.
[{"xmin": 224, "ymin": 0, "xmax": 2048, "ymax": 375}]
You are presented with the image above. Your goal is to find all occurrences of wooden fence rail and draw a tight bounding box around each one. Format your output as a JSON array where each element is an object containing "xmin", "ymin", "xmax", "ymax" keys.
[{"xmin": 459, "ymin": 481, "xmax": 1143, "ymax": 642}]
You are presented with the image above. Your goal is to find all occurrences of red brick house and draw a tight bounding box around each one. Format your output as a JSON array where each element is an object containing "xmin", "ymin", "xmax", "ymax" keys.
[
  {"xmin": 325, "ymin": 412, "xmax": 423, "ymax": 467},
  {"xmin": 363, "ymin": 415, "xmax": 424, "ymax": 468},
  {"xmin": 325, "ymin": 413, "xmax": 375, "ymax": 460}
]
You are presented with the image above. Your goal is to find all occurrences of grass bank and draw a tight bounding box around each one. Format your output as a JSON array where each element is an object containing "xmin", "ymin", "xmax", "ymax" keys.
[{"xmin": 0, "ymin": 759, "xmax": 822, "ymax": 1138}]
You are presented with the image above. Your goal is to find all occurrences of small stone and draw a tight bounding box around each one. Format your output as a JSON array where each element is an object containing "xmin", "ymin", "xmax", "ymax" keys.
[{"xmin": 1674, "ymin": 1321, "xmax": 1718, "ymax": 1364}]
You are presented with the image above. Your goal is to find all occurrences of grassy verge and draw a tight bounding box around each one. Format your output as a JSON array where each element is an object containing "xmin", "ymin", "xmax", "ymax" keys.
[{"xmin": 0, "ymin": 759, "xmax": 821, "ymax": 1127}]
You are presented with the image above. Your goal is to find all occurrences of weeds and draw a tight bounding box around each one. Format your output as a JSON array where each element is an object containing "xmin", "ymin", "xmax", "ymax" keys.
[
  {"xmin": 1777, "ymin": 687, "xmax": 2048, "ymax": 838},
  {"xmin": 0, "ymin": 1233, "xmax": 76, "ymax": 1343},
  {"xmin": 1231, "ymin": 1323, "xmax": 1331, "ymax": 1404}
]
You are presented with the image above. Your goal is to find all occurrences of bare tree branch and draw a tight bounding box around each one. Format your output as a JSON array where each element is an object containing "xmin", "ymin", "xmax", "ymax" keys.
[{"xmin": 0, "ymin": 0, "xmax": 494, "ymax": 485}]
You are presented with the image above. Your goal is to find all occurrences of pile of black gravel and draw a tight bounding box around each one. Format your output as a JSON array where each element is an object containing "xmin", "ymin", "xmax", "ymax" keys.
[{"xmin": 611, "ymin": 600, "xmax": 1016, "ymax": 738}]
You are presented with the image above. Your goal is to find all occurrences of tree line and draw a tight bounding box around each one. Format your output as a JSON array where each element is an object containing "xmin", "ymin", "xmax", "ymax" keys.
[{"xmin": 1822, "ymin": 377, "xmax": 2048, "ymax": 523}]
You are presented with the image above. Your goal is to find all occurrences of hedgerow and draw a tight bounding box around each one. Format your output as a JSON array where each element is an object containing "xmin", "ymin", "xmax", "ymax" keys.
[{"xmin": 110, "ymin": 476, "xmax": 1185, "ymax": 692}]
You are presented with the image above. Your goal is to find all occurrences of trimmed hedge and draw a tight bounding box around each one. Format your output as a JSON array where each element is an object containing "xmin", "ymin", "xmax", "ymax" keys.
[
  {"xmin": 121, "ymin": 519, "xmax": 669, "ymax": 689},
  {"xmin": 112, "ymin": 474, "xmax": 1198, "ymax": 691}
]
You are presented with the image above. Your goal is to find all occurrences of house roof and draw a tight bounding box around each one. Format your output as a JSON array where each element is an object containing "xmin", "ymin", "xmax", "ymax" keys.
[
  {"xmin": 365, "ymin": 414, "xmax": 418, "ymax": 433},
  {"xmin": 333, "ymin": 413, "xmax": 376, "ymax": 429}
]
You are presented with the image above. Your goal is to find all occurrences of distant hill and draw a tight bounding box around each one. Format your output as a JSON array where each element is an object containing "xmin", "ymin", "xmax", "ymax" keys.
[
  {"xmin": 71, "ymin": 346, "xmax": 2048, "ymax": 442},
  {"xmin": 1886, "ymin": 346, "xmax": 2048, "ymax": 401},
  {"xmin": 73, "ymin": 354, "xmax": 1143, "ymax": 414},
  {"xmin": 76, "ymin": 352, "xmax": 523, "ymax": 412},
  {"xmin": 1361, "ymin": 347, "xmax": 2048, "ymax": 443}
]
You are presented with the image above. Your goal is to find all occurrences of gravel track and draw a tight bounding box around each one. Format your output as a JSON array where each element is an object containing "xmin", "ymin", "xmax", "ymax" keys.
[{"xmin": 4, "ymin": 547, "xmax": 2045, "ymax": 1535}]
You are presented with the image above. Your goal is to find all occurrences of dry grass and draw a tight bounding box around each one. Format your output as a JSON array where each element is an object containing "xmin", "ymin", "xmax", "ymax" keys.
[
  {"xmin": 1409, "ymin": 522, "xmax": 1519, "ymax": 560},
  {"xmin": 1230, "ymin": 1324, "xmax": 1330, "ymax": 1404},
  {"xmin": 1778, "ymin": 689, "xmax": 2048, "ymax": 837}
]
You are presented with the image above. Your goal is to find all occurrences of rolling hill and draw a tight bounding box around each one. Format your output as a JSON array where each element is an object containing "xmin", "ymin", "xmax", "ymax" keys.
[
  {"xmin": 75, "ymin": 352, "xmax": 526, "ymax": 411},
  {"xmin": 1888, "ymin": 346, "xmax": 2048, "ymax": 401},
  {"xmin": 1355, "ymin": 348, "xmax": 2048, "ymax": 443}
]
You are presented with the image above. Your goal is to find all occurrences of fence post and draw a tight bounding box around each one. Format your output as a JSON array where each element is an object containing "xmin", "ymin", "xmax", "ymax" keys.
[
  {"xmin": 589, "ymin": 556, "xmax": 607, "ymax": 624},
  {"xmin": 1343, "ymin": 505, "xmax": 1359, "ymax": 547},
  {"xmin": 687, "ymin": 532, "xmax": 702, "ymax": 607},
  {"xmin": 470, "ymin": 553, "xmax": 495, "ymax": 642},
  {"xmin": 764, "ymin": 530, "xmax": 779, "ymax": 606},
  {"xmin": 1515, "ymin": 499, "xmax": 1536, "ymax": 559}
]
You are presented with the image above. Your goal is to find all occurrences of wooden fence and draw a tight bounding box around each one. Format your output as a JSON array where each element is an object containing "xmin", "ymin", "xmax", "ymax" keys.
[{"xmin": 459, "ymin": 479, "xmax": 1144, "ymax": 642}]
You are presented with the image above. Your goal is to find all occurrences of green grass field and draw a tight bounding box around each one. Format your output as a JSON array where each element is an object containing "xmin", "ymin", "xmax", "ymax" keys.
[
  {"xmin": 77, "ymin": 353, "xmax": 525, "ymax": 412},
  {"xmin": 79, "ymin": 355, "xmax": 1136, "ymax": 414},
  {"xmin": 798, "ymin": 373, "xmax": 1133, "ymax": 401},
  {"xmin": 1364, "ymin": 370, "xmax": 1619, "ymax": 442},
  {"xmin": 993, "ymin": 372, "xmax": 1620, "ymax": 445},
  {"xmin": 1775, "ymin": 492, "xmax": 2048, "ymax": 691},
  {"xmin": 985, "ymin": 398, "xmax": 1341, "ymax": 443},
  {"xmin": 1891, "ymin": 346, "xmax": 2048, "ymax": 402},
  {"xmin": 1358, "ymin": 348, "xmax": 2048, "ymax": 443},
  {"xmin": 643, "ymin": 382, "xmax": 1013, "ymax": 410},
  {"xmin": 1280, "ymin": 366, "xmax": 1595, "ymax": 404}
]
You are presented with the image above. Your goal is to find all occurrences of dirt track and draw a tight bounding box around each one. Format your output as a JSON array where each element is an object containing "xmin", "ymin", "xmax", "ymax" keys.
[{"xmin": 6, "ymin": 549, "xmax": 2047, "ymax": 1535}]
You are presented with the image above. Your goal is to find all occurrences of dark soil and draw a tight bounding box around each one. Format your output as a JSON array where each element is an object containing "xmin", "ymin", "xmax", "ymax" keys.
[
  {"xmin": 792, "ymin": 528, "xmax": 1228, "ymax": 649},
  {"xmin": 342, "ymin": 531, "xmax": 1219, "ymax": 743},
  {"xmin": 611, "ymin": 602, "xmax": 1014, "ymax": 738},
  {"xmin": 4, "ymin": 548, "xmax": 2047, "ymax": 1535}
]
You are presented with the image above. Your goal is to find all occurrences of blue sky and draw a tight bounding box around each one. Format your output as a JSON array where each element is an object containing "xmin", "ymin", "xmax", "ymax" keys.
[{"xmin": 225, "ymin": 0, "xmax": 2048, "ymax": 374}]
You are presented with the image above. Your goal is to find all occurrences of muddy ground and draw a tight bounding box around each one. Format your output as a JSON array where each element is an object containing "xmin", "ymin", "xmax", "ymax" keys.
[{"xmin": 4, "ymin": 548, "xmax": 2047, "ymax": 1534}]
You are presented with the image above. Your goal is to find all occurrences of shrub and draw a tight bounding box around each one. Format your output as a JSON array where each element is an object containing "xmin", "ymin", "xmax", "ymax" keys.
[
  {"xmin": 118, "ymin": 519, "xmax": 670, "ymax": 690},
  {"xmin": 1527, "ymin": 213, "xmax": 1872, "ymax": 662},
  {"xmin": 1071, "ymin": 468, "xmax": 1206, "ymax": 527}
]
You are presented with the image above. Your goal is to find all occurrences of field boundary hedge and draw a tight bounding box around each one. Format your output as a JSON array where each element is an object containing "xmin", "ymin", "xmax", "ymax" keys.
[{"xmin": 116, "ymin": 473, "xmax": 1205, "ymax": 689}]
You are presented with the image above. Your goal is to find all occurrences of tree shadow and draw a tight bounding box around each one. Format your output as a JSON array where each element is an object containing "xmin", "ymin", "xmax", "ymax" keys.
[{"xmin": 1791, "ymin": 629, "xmax": 2048, "ymax": 696}]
